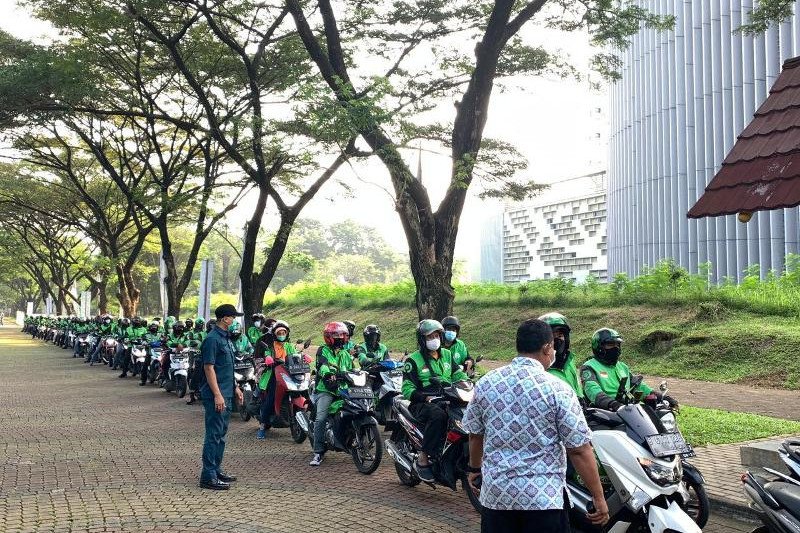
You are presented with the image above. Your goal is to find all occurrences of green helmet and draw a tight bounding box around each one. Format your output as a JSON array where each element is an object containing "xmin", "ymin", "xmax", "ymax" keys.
[
  {"xmin": 538, "ymin": 312, "xmax": 570, "ymax": 333},
  {"xmin": 417, "ymin": 319, "xmax": 444, "ymax": 337},
  {"xmin": 228, "ymin": 320, "xmax": 241, "ymax": 334},
  {"xmin": 164, "ymin": 316, "xmax": 175, "ymax": 329},
  {"xmin": 591, "ymin": 328, "xmax": 623, "ymax": 356}
]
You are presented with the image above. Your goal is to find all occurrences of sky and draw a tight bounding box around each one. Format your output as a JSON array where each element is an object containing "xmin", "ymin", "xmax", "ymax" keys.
[{"xmin": 0, "ymin": 1, "xmax": 609, "ymax": 279}]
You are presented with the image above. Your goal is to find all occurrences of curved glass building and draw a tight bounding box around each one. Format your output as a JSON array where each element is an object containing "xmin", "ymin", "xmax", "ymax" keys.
[{"xmin": 608, "ymin": 0, "xmax": 800, "ymax": 281}]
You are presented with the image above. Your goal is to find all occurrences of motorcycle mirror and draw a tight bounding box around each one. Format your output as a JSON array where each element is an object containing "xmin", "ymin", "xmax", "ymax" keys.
[
  {"xmin": 659, "ymin": 380, "xmax": 668, "ymax": 392},
  {"xmin": 303, "ymin": 338, "xmax": 312, "ymax": 349},
  {"xmin": 617, "ymin": 376, "xmax": 628, "ymax": 396},
  {"xmin": 631, "ymin": 374, "xmax": 644, "ymax": 390},
  {"xmin": 475, "ymin": 354, "xmax": 484, "ymax": 362}
]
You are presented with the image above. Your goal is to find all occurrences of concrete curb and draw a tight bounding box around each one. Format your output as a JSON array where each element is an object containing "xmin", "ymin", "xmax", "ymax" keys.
[{"xmin": 708, "ymin": 494, "xmax": 760, "ymax": 524}]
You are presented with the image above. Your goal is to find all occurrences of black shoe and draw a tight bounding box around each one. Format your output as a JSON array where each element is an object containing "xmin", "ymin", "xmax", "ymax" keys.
[
  {"xmin": 118, "ymin": 373, "xmax": 127, "ymax": 378},
  {"xmin": 199, "ymin": 478, "xmax": 230, "ymax": 490},
  {"xmin": 415, "ymin": 461, "xmax": 435, "ymax": 483},
  {"xmin": 217, "ymin": 472, "xmax": 237, "ymax": 483},
  {"xmin": 139, "ymin": 382, "xmax": 146, "ymax": 387}
]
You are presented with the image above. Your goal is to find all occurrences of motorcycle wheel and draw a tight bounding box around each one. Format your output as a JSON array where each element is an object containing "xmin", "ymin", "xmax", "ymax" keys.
[
  {"xmin": 289, "ymin": 405, "xmax": 307, "ymax": 444},
  {"xmin": 176, "ymin": 375, "xmax": 188, "ymax": 398},
  {"xmin": 350, "ymin": 423, "xmax": 383, "ymax": 475},
  {"xmin": 240, "ymin": 390, "xmax": 252, "ymax": 422},
  {"xmin": 390, "ymin": 431, "xmax": 420, "ymax": 487},
  {"xmin": 682, "ymin": 478, "xmax": 710, "ymax": 528},
  {"xmin": 461, "ymin": 471, "xmax": 483, "ymax": 514},
  {"xmin": 749, "ymin": 527, "xmax": 769, "ymax": 533}
]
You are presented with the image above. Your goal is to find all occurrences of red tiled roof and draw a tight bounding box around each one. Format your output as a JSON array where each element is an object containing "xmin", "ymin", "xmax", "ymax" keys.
[{"xmin": 688, "ymin": 56, "xmax": 800, "ymax": 218}]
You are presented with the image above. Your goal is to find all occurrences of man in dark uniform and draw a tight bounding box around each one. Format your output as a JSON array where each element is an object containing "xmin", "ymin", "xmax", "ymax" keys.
[{"xmin": 198, "ymin": 304, "xmax": 244, "ymax": 490}]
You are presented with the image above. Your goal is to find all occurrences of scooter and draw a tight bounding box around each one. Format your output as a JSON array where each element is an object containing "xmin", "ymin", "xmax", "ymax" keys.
[
  {"xmin": 568, "ymin": 376, "xmax": 703, "ymax": 533},
  {"xmin": 742, "ymin": 469, "xmax": 800, "ymax": 533},
  {"xmin": 384, "ymin": 378, "xmax": 481, "ymax": 512},
  {"xmin": 271, "ymin": 345, "xmax": 313, "ymax": 443},
  {"xmin": 129, "ymin": 340, "xmax": 148, "ymax": 377},
  {"xmin": 161, "ymin": 347, "xmax": 191, "ymax": 398},
  {"xmin": 363, "ymin": 358, "xmax": 404, "ymax": 426}
]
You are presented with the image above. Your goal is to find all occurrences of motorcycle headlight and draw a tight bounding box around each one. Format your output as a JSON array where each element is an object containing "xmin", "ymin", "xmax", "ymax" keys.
[
  {"xmin": 660, "ymin": 412, "xmax": 677, "ymax": 433},
  {"xmin": 638, "ymin": 457, "xmax": 681, "ymax": 487}
]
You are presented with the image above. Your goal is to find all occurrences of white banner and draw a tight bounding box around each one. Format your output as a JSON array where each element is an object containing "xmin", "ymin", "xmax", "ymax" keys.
[
  {"xmin": 45, "ymin": 295, "xmax": 54, "ymax": 316},
  {"xmin": 16, "ymin": 310, "xmax": 25, "ymax": 325},
  {"xmin": 26, "ymin": 301, "xmax": 33, "ymax": 316},
  {"xmin": 80, "ymin": 291, "xmax": 91, "ymax": 318},
  {"xmin": 197, "ymin": 259, "xmax": 214, "ymax": 321}
]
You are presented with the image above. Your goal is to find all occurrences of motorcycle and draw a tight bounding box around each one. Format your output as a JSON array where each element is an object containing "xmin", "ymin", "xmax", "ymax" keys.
[
  {"xmin": 568, "ymin": 376, "xmax": 703, "ymax": 533},
  {"xmin": 129, "ymin": 340, "xmax": 148, "ymax": 377},
  {"xmin": 384, "ymin": 378, "xmax": 481, "ymax": 512},
  {"xmin": 145, "ymin": 342, "xmax": 163, "ymax": 385},
  {"xmin": 83, "ymin": 333, "xmax": 99, "ymax": 363},
  {"xmin": 76, "ymin": 333, "xmax": 93, "ymax": 360},
  {"xmin": 270, "ymin": 347, "xmax": 313, "ymax": 443},
  {"xmin": 742, "ymin": 469, "xmax": 800, "ymax": 533},
  {"xmin": 363, "ymin": 358, "xmax": 404, "ymax": 426},
  {"xmin": 113, "ymin": 340, "xmax": 130, "ymax": 370},
  {"xmin": 161, "ymin": 347, "xmax": 191, "ymax": 398},
  {"xmin": 298, "ymin": 369, "xmax": 383, "ymax": 474},
  {"xmin": 775, "ymin": 439, "xmax": 800, "ymax": 483},
  {"xmin": 97, "ymin": 337, "xmax": 118, "ymax": 367},
  {"xmin": 234, "ymin": 352, "xmax": 257, "ymax": 421}
]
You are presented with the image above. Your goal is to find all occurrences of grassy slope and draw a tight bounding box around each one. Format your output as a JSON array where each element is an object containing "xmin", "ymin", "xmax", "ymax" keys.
[
  {"xmin": 270, "ymin": 302, "xmax": 800, "ymax": 389},
  {"xmin": 678, "ymin": 406, "xmax": 800, "ymax": 446}
]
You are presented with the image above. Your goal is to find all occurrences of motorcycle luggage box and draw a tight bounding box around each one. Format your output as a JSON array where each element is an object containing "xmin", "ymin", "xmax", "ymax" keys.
[{"xmin": 766, "ymin": 482, "xmax": 800, "ymax": 516}]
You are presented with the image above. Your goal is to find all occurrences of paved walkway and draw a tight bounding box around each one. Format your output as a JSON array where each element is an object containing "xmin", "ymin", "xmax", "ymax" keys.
[{"xmin": 0, "ymin": 326, "xmax": 757, "ymax": 532}]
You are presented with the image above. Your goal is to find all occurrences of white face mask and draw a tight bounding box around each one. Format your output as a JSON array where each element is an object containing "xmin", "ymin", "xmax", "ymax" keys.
[
  {"xmin": 425, "ymin": 338, "xmax": 441, "ymax": 351},
  {"xmin": 254, "ymin": 321, "xmax": 261, "ymax": 327}
]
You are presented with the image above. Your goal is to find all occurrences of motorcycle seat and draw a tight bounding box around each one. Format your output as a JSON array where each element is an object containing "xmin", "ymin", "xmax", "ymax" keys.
[
  {"xmin": 394, "ymin": 399, "xmax": 420, "ymax": 426},
  {"xmin": 766, "ymin": 481, "xmax": 800, "ymax": 516}
]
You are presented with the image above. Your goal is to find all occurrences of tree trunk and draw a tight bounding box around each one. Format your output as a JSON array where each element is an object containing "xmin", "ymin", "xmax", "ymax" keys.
[
  {"xmin": 239, "ymin": 186, "xmax": 269, "ymax": 324},
  {"xmin": 115, "ymin": 264, "xmax": 141, "ymax": 317},
  {"xmin": 157, "ymin": 225, "xmax": 182, "ymax": 319},
  {"xmin": 92, "ymin": 277, "xmax": 109, "ymax": 315}
]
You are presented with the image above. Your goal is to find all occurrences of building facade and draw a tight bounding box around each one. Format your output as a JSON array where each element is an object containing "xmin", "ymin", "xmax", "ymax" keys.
[
  {"xmin": 481, "ymin": 172, "xmax": 608, "ymax": 283},
  {"xmin": 608, "ymin": 0, "xmax": 800, "ymax": 281}
]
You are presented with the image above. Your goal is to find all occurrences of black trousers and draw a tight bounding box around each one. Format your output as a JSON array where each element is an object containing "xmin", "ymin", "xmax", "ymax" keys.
[
  {"xmin": 409, "ymin": 401, "xmax": 448, "ymax": 457},
  {"xmin": 481, "ymin": 507, "xmax": 570, "ymax": 533}
]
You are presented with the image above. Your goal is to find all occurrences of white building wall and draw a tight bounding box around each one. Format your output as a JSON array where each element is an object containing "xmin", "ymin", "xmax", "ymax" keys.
[
  {"xmin": 502, "ymin": 172, "xmax": 608, "ymax": 283},
  {"xmin": 608, "ymin": 0, "xmax": 800, "ymax": 282}
]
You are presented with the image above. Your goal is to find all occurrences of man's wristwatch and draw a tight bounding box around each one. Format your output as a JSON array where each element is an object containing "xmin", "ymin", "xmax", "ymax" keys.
[{"xmin": 466, "ymin": 464, "xmax": 482, "ymax": 473}]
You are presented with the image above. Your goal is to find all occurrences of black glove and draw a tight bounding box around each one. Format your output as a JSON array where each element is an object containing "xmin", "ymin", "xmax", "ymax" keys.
[
  {"xmin": 662, "ymin": 394, "xmax": 679, "ymax": 409},
  {"xmin": 608, "ymin": 400, "xmax": 623, "ymax": 411},
  {"xmin": 322, "ymin": 374, "xmax": 339, "ymax": 391}
]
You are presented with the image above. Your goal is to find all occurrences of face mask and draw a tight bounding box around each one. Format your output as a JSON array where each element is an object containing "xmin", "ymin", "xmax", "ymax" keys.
[
  {"xmin": 599, "ymin": 347, "xmax": 621, "ymax": 365},
  {"xmin": 551, "ymin": 338, "xmax": 568, "ymax": 369},
  {"xmin": 230, "ymin": 332, "xmax": 241, "ymax": 341},
  {"xmin": 444, "ymin": 331, "xmax": 457, "ymax": 343},
  {"xmin": 425, "ymin": 338, "xmax": 441, "ymax": 351},
  {"xmin": 276, "ymin": 335, "xmax": 287, "ymax": 342},
  {"xmin": 254, "ymin": 321, "xmax": 261, "ymax": 327},
  {"xmin": 332, "ymin": 338, "xmax": 346, "ymax": 349}
]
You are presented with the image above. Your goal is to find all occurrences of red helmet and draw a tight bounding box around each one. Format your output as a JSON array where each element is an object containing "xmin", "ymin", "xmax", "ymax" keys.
[{"xmin": 323, "ymin": 322, "xmax": 349, "ymax": 348}]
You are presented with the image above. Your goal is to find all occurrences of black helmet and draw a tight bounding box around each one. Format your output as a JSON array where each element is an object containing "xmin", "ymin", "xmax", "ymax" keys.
[
  {"xmin": 591, "ymin": 328, "xmax": 623, "ymax": 366},
  {"xmin": 206, "ymin": 319, "xmax": 216, "ymax": 332},
  {"xmin": 120, "ymin": 317, "xmax": 131, "ymax": 328},
  {"xmin": 363, "ymin": 324, "xmax": 381, "ymax": 346},
  {"xmin": 343, "ymin": 320, "xmax": 356, "ymax": 337},
  {"xmin": 147, "ymin": 323, "xmax": 159, "ymax": 334},
  {"xmin": 139, "ymin": 318, "xmax": 148, "ymax": 328},
  {"xmin": 131, "ymin": 316, "xmax": 142, "ymax": 328},
  {"xmin": 441, "ymin": 316, "xmax": 460, "ymax": 332},
  {"xmin": 184, "ymin": 318, "xmax": 193, "ymax": 330},
  {"xmin": 172, "ymin": 322, "xmax": 185, "ymax": 335}
]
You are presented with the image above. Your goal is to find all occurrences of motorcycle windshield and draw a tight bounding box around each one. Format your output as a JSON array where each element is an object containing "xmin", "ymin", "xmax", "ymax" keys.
[
  {"xmin": 379, "ymin": 360, "xmax": 403, "ymax": 370},
  {"xmin": 616, "ymin": 404, "xmax": 664, "ymax": 444}
]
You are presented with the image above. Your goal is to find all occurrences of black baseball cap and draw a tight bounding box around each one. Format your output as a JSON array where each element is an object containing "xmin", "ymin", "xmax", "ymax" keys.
[{"xmin": 214, "ymin": 304, "xmax": 244, "ymax": 320}]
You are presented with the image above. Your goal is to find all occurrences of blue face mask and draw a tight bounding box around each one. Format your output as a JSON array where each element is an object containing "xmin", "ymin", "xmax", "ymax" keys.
[
  {"xmin": 444, "ymin": 330, "xmax": 457, "ymax": 343},
  {"xmin": 276, "ymin": 335, "xmax": 287, "ymax": 342}
]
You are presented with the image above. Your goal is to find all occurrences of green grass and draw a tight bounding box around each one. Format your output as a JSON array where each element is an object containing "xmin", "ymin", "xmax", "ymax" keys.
[
  {"xmin": 678, "ymin": 406, "xmax": 800, "ymax": 446},
  {"xmin": 268, "ymin": 301, "xmax": 800, "ymax": 389}
]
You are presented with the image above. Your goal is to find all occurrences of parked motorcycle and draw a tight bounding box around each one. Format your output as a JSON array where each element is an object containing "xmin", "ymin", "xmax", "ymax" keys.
[
  {"xmin": 298, "ymin": 369, "xmax": 383, "ymax": 474},
  {"xmin": 742, "ymin": 469, "xmax": 800, "ymax": 533},
  {"xmin": 161, "ymin": 347, "xmax": 191, "ymax": 398},
  {"xmin": 384, "ymin": 378, "xmax": 481, "ymax": 512},
  {"xmin": 129, "ymin": 340, "xmax": 148, "ymax": 377},
  {"xmin": 96, "ymin": 337, "xmax": 118, "ymax": 367},
  {"xmin": 271, "ymin": 349, "xmax": 313, "ymax": 443},
  {"xmin": 75, "ymin": 333, "xmax": 93, "ymax": 360},
  {"xmin": 145, "ymin": 342, "xmax": 163, "ymax": 385},
  {"xmin": 234, "ymin": 352, "xmax": 257, "ymax": 421},
  {"xmin": 363, "ymin": 358, "xmax": 404, "ymax": 426},
  {"xmin": 568, "ymin": 376, "xmax": 703, "ymax": 533}
]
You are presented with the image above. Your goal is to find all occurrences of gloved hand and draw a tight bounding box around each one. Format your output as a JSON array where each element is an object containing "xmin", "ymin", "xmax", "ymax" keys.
[
  {"xmin": 323, "ymin": 373, "xmax": 339, "ymax": 391},
  {"xmin": 609, "ymin": 400, "xmax": 623, "ymax": 411},
  {"xmin": 264, "ymin": 356, "xmax": 274, "ymax": 367},
  {"xmin": 302, "ymin": 354, "xmax": 312, "ymax": 364}
]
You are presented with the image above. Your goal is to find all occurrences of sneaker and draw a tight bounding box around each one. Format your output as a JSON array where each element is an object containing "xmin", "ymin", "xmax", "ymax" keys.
[
  {"xmin": 256, "ymin": 429, "xmax": 266, "ymax": 440},
  {"xmin": 309, "ymin": 453, "xmax": 324, "ymax": 466},
  {"xmin": 415, "ymin": 461, "xmax": 435, "ymax": 483},
  {"xmin": 118, "ymin": 373, "xmax": 127, "ymax": 378}
]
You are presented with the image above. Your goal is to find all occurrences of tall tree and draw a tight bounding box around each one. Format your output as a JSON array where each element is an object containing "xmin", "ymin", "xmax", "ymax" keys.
[{"xmin": 284, "ymin": 0, "xmax": 672, "ymax": 318}]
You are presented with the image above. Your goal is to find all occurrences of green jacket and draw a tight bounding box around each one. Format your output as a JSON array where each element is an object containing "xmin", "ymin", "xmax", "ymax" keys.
[
  {"xmin": 402, "ymin": 348, "xmax": 468, "ymax": 404},
  {"xmin": 188, "ymin": 330, "xmax": 206, "ymax": 348},
  {"xmin": 315, "ymin": 345, "xmax": 355, "ymax": 394},
  {"xmin": 231, "ymin": 335, "xmax": 254, "ymax": 356},
  {"xmin": 257, "ymin": 341, "xmax": 297, "ymax": 390},
  {"xmin": 358, "ymin": 342, "xmax": 389, "ymax": 366},
  {"xmin": 443, "ymin": 338, "xmax": 471, "ymax": 366},
  {"xmin": 548, "ymin": 351, "xmax": 584, "ymax": 400},
  {"xmin": 580, "ymin": 358, "xmax": 652, "ymax": 408},
  {"xmin": 166, "ymin": 333, "xmax": 189, "ymax": 349},
  {"xmin": 246, "ymin": 326, "xmax": 262, "ymax": 345}
]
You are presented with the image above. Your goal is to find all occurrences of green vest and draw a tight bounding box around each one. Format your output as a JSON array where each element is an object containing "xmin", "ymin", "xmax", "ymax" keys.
[
  {"xmin": 315, "ymin": 345, "xmax": 354, "ymax": 394},
  {"xmin": 547, "ymin": 351, "xmax": 584, "ymax": 399},
  {"xmin": 443, "ymin": 338, "xmax": 470, "ymax": 366},
  {"xmin": 401, "ymin": 348, "xmax": 468, "ymax": 401},
  {"xmin": 246, "ymin": 326, "xmax": 262, "ymax": 345},
  {"xmin": 580, "ymin": 358, "xmax": 652, "ymax": 405},
  {"xmin": 358, "ymin": 342, "xmax": 388, "ymax": 366}
]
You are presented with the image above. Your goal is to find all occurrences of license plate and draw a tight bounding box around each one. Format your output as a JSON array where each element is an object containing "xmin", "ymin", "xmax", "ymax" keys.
[
  {"xmin": 287, "ymin": 363, "xmax": 310, "ymax": 375},
  {"xmin": 234, "ymin": 364, "xmax": 251, "ymax": 370},
  {"xmin": 646, "ymin": 433, "xmax": 693, "ymax": 458},
  {"xmin": 346, "ymin": 387, "xmax": 374, "ymax": 400},
  {"xmin": 387, "ymin": 370, "xmax": 403, "ymax": 378}
]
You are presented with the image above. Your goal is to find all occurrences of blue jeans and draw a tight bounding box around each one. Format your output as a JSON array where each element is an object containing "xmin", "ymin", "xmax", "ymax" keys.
[
  {"xmin": 200, "ymin": 396, "xmax": 232, "ymax": 482},
  {"xmin": 312, "ymin": 392, "xmax": 334, "ymax": 454}
]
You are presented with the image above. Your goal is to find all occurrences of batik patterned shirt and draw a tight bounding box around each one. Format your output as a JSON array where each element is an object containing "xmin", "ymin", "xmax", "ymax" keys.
[{"xmin": 462, "ymin": 356, "xmax": 591, "ymax": 510}]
